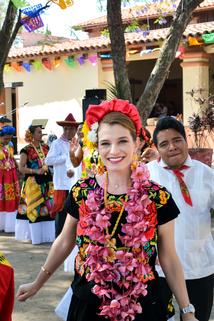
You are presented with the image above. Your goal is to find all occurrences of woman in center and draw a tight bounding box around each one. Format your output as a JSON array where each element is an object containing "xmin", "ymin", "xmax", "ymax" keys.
[{"xmin": 17, "ymin": 99, "xmax": 198, "ymax": 321}]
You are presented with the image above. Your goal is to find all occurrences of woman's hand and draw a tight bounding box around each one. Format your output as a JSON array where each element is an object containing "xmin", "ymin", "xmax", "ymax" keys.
[
  {"xmin": 16, "ymin": 281, "xmax": 39, "ymax": 302},
  {"xmin": 141, "ymin": 148, "xmax": 158, "ymax": 163},
  {"xmin": 36, "ymin": 168, "xmax": 46, "ymax": 175}
]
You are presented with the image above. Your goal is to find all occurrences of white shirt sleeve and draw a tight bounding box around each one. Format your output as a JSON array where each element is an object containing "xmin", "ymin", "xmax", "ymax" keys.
[{"xmin": 45, "ymin": 140, "xmax": 66, "ymax": 166}]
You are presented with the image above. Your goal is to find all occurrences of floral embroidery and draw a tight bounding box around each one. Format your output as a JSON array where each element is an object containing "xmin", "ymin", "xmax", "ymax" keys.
[{"xmin": 73, "ymin": 163, "xmax": 166, "ymax": 321}]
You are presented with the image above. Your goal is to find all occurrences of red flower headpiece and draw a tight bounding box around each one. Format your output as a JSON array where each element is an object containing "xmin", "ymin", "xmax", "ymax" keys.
[{"xmin": 86, "ymin": 99, "xmax": 142, "ymax": 136}]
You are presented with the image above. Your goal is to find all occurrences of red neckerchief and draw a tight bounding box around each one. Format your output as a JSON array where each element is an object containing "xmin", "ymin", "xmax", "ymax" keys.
[{"xmin": 164, "ymin": 164, "xmax": 192, "ymax": 206}]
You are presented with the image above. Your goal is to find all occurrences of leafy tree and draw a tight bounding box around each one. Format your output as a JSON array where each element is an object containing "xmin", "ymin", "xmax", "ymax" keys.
[
  {"xmin": 0, "ymin": 0, "xmax": 206, "ymax": 124},
  {"xmin": 106, "ymin": 0, "xmax": 205, "ymax": 124},
  {"xmin": 0, "ymin": 0, "xmax": 50, "ymax": 88}
]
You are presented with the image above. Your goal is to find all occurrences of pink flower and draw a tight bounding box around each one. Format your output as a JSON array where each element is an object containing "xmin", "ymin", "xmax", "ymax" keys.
[{"xmin": 77, "ymin": 162, "xmax": 158, "ymax": 321}]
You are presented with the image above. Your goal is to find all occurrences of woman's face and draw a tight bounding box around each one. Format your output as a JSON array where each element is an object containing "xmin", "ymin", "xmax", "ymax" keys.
[
  {"xmin": 33, "ymin": 127, "xmax": 43, "ymax": 142},
  {"xmin": 98, "ymin": 123, "xmax": 137, "ymax": 173},
  {"xmin": 1, "ymin": 135, "xmax": 12, "ymax": 146}
]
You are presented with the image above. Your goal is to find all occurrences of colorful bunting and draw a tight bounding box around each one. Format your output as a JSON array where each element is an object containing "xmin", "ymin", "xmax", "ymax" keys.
[
  {"xmin": 22, "ymin": 62, "xmax": 31, "ymax": 72},
  {"xmin": 11, "ymin": 62, "xmax": 22, "ymax": 72},
  {"xmin": 53, "ymin": 57, "xmax": 61, "ymax": 69},
  {"xmin": 4, "ymin": 64, "xmax": 11, "ymax": 73},
  {"xmin": 21, "ymin": 4, "xmax": 44, "ymax": 32},
  {"xmin": 202, "ymin": 33, "xmax": 214, "ymax": 44},
  {"xmin": 64, "ymin": 56, "xmax": 76, "ymax": 68},
  {"xmin": 175, "ymin": 45, "xmax": 185, "ymax": 59},
  {"xmin": 32, "ymin": 60, "xmax": 42, "ymax": 71},
  {"xmin": 77, "ymin": 55, "xmax": 85, "ymax": 65},
  {"xmin": 51, "ymin": 0, "xmax": 73, "ymax": 9},
  {"xmin": 42, "ymin": 58, "xmax": 52, "ymax": 70},
  {"xmin": 188, "ymin": 36, "xmax": 204, "ymax": 46},
  {"xmin": 88, "ymin": 54, "xmax": 98, "ymax": 66}
]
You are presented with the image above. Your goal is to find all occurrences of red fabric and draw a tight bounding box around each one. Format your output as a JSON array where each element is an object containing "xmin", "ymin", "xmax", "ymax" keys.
[
  {"xmin": 165, "ymin": 165, "xmax": 193, "ymax": 206},
  {"xmin": 50, "ymin": 190, "xmax": 67, "ymax": 218},
  {"xmin": 0, "ymin": 264, "xmax": 14, "ymax": 321},
  {"xmin": 0, "ymin": 167, "xmax": 20, "ymax": 212},
  {"xmin": 86, "ymin": 99, "xmax": 142, "ymax": 136}
]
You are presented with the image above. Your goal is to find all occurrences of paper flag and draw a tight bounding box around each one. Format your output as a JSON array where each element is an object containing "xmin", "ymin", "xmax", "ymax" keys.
[
  {"xmin": 88, "ymin": 54, "xmax": 98, "ymax": 66},
  {"xmin": 202, "ymin": 33, "xmax": 214, "ymax": 44},
  {"xmin": 51, "ymin": 0, "xmax": 73, "ymax": 10},
  {"xmin": 42, "ymin": 59, "xmax": 52, "ymax": 70},
  {"xmin": 77, "ymin": 55, "xmax": 85, "ymax": 65},
  {"xmin": 64, "ymin": 56, "xmax": 76, "ymax": 68},
  {"xmin": 11, "ymin": 62, "xmax": 22, "ymax": 72},
  {"xmin": 32, "ymin": 60, "xmax": 42, "ymax": 70},
  {"xmin": 4, "ymin": 64, "xmax": 11, "ymax": 72},
  {"xmin": 22, "ymin": 62, "xmax": 31, "ymax": 72},
  {"xmin": 53, "ymin": 58, "xmax": 61, "ymax": 68},
  {"xmin": 21, "ymin": 4, "xmax": 44, "ymax": 32}
]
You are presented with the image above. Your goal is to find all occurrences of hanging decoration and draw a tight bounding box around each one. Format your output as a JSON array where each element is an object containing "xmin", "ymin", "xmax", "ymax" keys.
[
  {"xmin": 22, "ymin": 62, "xmax": 31, "ymax": 72},
  {"xmin": 42, "ymin": 58, "xmax": 52, "ymax": 70},
  {"xmin": 53, "ymin": 57, "xmax": 61, "ymax": 68},
  {"xmin": 140, "ymin": 49, "xmax": 152, "ymax": 56},
  {"xmin": 99, "ymin": 53, "xmax": 112, "ymax": 59},
  {"xmin": 202, "ymin": 33, "xmax": 214, "ymax": 44},
  {"xmin": 77, "ymin": 55, "xmax": 85, "ymax": 65},
  {"xmin": 21, "ymin": 4, "xmax": 44, "ymax": 32},
  {"xmin": 175, "ymin": 45, "xmax": 185, "ymax": 59},
  {"xmin": 188, "ymin": 36, "xmax": 204, "ymax": 46},
  {"xmin": 11, "ymin": 0, "xmax": 27, "ymax": 8},
  {"xmin": 88, "ymin": 54, "xmax": 98, "ymax": 66},
  {"xmin": 51, "ymin": 0, "xmax": 73, "ymax": 9},
  {"xmin": 4, "ymin": 64, "xmax": 11, "ymax": 73},
  {"xmin": 64, "ymin": 56, "xmax": 76, "ymax": 68},
  {"xmin": 11, "ymin": 62, "xmax": 22, "ymax": 72},
  {"xmin": 32, "ymin": 60, "xmax": 43, "ymax": 71}
]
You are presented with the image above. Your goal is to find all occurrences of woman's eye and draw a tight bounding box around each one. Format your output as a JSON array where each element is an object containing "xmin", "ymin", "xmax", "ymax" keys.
[
  {"xmin": 100, "ymin": 142, "xmax": 110, "ymax": 146},
  {"xmin": 119, "ymin": 140, "xmax": 128, "ymax": 144}
]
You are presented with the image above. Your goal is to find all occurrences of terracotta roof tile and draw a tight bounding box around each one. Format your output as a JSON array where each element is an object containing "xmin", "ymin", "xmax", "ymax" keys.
[
  {"xmin": 8, "ymin": 21, "xmax": 214, "ymax": 60},
  {"xmin": 75, "ymin": 0, "xmax": 214, "ymax": 29}
]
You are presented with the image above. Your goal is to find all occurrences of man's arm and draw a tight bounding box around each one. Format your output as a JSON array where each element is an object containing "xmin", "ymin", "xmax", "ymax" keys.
[{"xmin": 45, "ymin": 141, "xmax": 67, "ymax": 166}]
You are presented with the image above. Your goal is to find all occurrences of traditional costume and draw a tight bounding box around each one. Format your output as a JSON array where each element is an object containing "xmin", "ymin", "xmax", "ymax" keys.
[
  {"xmin": 0, "ymin": 126, "xmax": 20, "ymax": 232},
  {"xmin": 0, "ymin": 252, "xmax": 14, "ymax": 321},
  {"xmin": 15, "ymin": 122, "xmax": 55, "ymax": 244},
  {"xmin": 57, "ymin": 100, "xmax": 180, "ymax": 321}
]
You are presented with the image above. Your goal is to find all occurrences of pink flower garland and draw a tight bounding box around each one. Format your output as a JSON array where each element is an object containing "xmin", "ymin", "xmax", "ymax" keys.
[{"xmin": 81, "ymin": 163, "xmax": 158, "ymax": 321}]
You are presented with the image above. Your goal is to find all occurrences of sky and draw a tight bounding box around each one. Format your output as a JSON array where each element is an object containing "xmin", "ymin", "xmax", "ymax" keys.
[{"xmin": 31, "ymin": 0, "xmax": 105, "ymax": 38}]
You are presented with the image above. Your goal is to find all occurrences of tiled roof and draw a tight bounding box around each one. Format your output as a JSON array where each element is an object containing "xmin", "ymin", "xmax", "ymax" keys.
[
  {"xmin": 75, "ymin": 0, "xmax": 214, "ymax": 30},
  {"xmin": 8, "ymin": 21, "xmax": 214, "ymax": 60}
]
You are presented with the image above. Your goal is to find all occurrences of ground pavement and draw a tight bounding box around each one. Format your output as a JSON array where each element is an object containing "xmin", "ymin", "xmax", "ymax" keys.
[{"xmin": 1, "ymin": 229, "xmax": 213, "ymax": 321}]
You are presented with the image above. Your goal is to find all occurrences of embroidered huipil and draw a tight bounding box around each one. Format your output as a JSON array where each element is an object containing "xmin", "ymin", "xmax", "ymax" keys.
[{"xmin": 147, "ymin": 156, "xmax": 214, "ymax": 279}]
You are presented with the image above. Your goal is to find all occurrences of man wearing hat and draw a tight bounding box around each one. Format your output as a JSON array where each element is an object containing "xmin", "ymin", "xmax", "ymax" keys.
[{"xmin": 45, "ymin": 113, "xmax": 80, "ymax": 237}]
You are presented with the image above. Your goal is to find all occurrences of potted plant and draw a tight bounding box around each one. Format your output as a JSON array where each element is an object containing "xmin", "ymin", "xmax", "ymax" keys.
[{"xmin": 188, "ymin": 90, "xmax": 214, "ymax": 167}]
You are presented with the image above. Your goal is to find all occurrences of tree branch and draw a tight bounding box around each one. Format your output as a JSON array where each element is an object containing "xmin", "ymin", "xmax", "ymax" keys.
[{"xmin": 137, "ymin": 0, "xmax": 204, "ymax": 125}]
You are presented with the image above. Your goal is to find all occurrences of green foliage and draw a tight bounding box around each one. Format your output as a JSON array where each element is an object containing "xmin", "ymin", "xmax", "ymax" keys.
[
  {"xmin": 105, "ymin": 81, "xmax": 127, "ymax": 100},
  {"xmin": 125, "ymin": 19, "xmax": 140, "ymax": 32},
  {"xmin": 101, "ymin": 28, "xmax": 109, "ymax": 37}
]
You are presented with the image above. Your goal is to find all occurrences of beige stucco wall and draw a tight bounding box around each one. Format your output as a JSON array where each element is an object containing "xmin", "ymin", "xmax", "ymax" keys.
[
  {"xmin": 4, "ymin": 56, "xmax": 103, "ymax": 149},
  {"xmin": 181, "ymin": 52, "xmax": 210, "ymax": 125}
]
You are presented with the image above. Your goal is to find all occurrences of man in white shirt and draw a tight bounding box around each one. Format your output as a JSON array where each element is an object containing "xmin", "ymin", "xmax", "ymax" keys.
[
  {"xmin": 45, "ymin": 113, "xmax": 80, "ymax": 237},
  {"xmin": 146, "ymin": 116, "xmax": 214, "ymax": 321}
]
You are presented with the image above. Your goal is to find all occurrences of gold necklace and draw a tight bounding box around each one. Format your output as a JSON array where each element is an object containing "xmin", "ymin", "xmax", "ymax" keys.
[
  {"xmin": 31, "ymin": 143, "xmax": 48, "ymax": 174},
  {"xmin": 104, "ymin": 172, "xmax": 128, "ymax": 238}
]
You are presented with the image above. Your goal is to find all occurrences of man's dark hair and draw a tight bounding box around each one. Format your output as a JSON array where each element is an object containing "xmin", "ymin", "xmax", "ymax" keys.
[{"xmin": 153, "ymin": 116, "xmax": 186, "ymax": 146}]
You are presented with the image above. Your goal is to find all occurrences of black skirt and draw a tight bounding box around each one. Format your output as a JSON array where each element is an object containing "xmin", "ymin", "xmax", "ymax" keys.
[{"xmin": 66, "ymin": 278, "xmax": 170, "ymax": 321}]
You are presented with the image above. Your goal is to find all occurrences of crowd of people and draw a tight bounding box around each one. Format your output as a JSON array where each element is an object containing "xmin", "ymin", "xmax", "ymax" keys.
[{"xmin": 0, "ymin": 99, "xmax": 213, "ymax": 321}]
